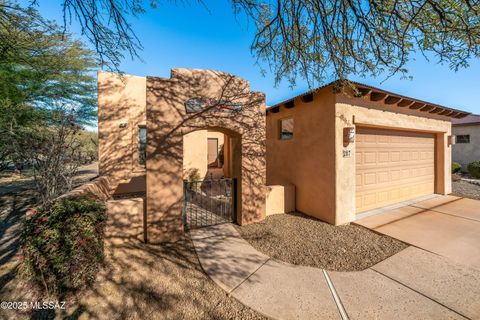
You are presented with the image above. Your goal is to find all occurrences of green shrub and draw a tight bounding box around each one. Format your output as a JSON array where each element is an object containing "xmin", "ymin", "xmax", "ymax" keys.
[
  {"xmin": 20, "ymin": 194, "xmax": 106, "ymax": 297},
  {"xmin": 452, "ymin": 162, "xmax": 462, "ymax": 174},
  {"xmin": 468, "ymin": 160, "xmax": 480, "ymax": 178},
  {"xmin": 468, "ymin": 161, "xmax": 480, "ymax": 178}
]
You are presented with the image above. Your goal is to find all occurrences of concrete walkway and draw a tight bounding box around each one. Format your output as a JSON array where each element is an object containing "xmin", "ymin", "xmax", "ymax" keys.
[
  {"xmin": 356, "ymin": 195, "xmax": 480, "ymax": 269},
  {"xmin": 191, "ymin": 224, "xmax": 480, "ymax": 320}
]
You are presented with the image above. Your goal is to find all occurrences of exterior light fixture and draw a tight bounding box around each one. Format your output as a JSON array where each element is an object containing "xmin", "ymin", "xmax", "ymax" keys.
[
  {"xmin": 448, "ymin": 135, "xmax": 456, "ymax": 146},
  {"xmin": 119, "ymin": 122, "xmax": 128, "ymax": 128},
  {"xmin": 344, "ymin": 127, "xmax": 356, "ymax": 144}
]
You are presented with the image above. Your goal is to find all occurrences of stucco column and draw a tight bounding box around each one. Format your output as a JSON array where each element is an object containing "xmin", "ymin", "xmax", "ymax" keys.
[
  {"xmin": 334, "ymin": 104, "xmax": 356, "ymax": 225},
  {"xmin": 436, "ymin": 131, "xmax": 452, "ymax": 195}
]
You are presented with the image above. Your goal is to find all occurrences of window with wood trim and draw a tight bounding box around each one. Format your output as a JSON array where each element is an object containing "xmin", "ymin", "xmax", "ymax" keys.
[
  {"xmin": 279, "ymin": 117, "xmax": 294, "ymax": 140},
  {"xmin": 456, "ymin": 134, "xmax": 470, "ymax": 144},
  {"xmin": 138, "ymin": 127, "xmax": 147, "ymax": 165}
]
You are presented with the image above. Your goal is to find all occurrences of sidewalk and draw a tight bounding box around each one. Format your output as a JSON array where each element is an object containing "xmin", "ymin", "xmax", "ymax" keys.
[{"xmin": 191, "ymin": 224, "xmax": 480, "ymax": 320}]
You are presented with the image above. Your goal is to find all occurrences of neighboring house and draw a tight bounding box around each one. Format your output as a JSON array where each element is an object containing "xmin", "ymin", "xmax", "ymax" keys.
[
  {"xmin": 266, "ymin": 81, "xmax": 469, "ymax": 224},
  {"xmin": 452, "ymin": 114, "xmax": 480, "ymax": 171},
  {"xmin": 97, "ymin": 69, "xmax": 470, "ymax": 242}
]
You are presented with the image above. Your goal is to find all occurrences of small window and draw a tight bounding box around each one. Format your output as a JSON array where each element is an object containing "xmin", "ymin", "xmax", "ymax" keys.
[
  {"xmin": 279, "ymin": 118, "xmax": 294, "ymax": 140},
  {"xmin": 456, "ymin": 135, "xmax": 470, "ymax": 144},
  {"xmin": 138, "ymin": 127, "xmax": 147, "ymax": 165}
]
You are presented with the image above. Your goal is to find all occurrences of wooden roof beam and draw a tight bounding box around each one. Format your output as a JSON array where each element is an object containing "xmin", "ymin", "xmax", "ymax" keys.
[
  {"xmin": 397, "ymin": 99, "xmax": 414, "ymax": 107},
  {"xmin": 354, "ymin": 87, "xmax": 371, "ymax": 97},
  {"xmin": 301, "ymin": 93, "xmax": 314, "ymax": 103},
  {"xmin": 270, "ymin": 106, "xmax": 280, "ymax": 113},
  {"xmin": 370, "ymin": 91, "xmax": 387, "ymax": 101},
  {"xmin": 420, "ymin": 105, "xmax": 436, "ymax": 112},
  {"xmin": 454, "ymin": 112, "xmax": 469, "ymax": 119},
  {"xmin": 428, "ymin": 107, "xmax": 444, "ymax": 114},
  {"xmin": 384, "ymin": 96, "xmax": 402, "ymax": 105},
  {"xmin": 439, "ymin": 109, "xmax": 455, "ymax": 116},
  {"xmin": 409, "ymin": 102, "xmax": 426, "ymax": 110}
]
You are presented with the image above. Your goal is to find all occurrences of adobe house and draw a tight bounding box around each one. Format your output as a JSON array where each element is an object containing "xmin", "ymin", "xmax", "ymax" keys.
[
  {"xmin": 98, "ymin": 70, "xmax": 469, "ymax": 242},
  {"xmin": 266, "ymin": 81, "xmax": 470, "ymax": 224},
  {"xmin": 98, "ymin": 69, "xmax": 269, "ymax": 243},
  {"xmin": 452, "ymin": 114, "xmax": 480, "ymax": 171}
]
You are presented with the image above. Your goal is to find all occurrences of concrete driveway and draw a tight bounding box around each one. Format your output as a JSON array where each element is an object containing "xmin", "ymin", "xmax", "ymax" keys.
[
  {"xmin": 355, "ymin": 195, "xmax": 480, "ymax": 269},
  {"xmin": 191, "ymin": 223, "xmax": 480, "ymax": 319}
]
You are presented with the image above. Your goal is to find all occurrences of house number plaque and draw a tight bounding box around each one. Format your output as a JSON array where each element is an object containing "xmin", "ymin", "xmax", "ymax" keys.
[{"xmin": 343, "ymin": 149, "xmax": 351, "ymax": 158}]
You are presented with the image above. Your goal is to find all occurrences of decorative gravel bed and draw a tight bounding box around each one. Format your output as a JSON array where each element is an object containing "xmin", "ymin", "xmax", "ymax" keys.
[
  {"xmin": 452, "ymin": 180, "xmax": 480, "ymax": 200},
  {"xmin": 236, "ymin": 212, "xmax": 408, "ymax": 272}
]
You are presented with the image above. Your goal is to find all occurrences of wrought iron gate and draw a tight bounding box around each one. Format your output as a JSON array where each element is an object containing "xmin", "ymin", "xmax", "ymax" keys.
[{"xmin": 183, "ymin": 178, "xmax": 236, "ymax": 230}]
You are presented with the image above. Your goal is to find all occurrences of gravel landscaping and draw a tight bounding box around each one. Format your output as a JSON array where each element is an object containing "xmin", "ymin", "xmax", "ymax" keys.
[
  {"xmin": 236, "ymin": 212, "xmax": 408, "ymax": 272},
  {"xmin": 452, "ymin": 180, "xmax": 480, "ymax": 200}
]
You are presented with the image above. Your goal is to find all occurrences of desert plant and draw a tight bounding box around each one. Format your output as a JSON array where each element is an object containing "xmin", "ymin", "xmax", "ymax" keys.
[
  {"xmin": 185, "ymin": 168, "xmax": 201, "ymax": 182},
  {"xmin": 20, "ymin": 194, "xmax": 107, "ymax": 298},
  {"xmin": 18, "ymin": 110, "xmax": 87, "ymax": 207},
  {"xmin": 468, "ymin": 161, "xmax": 480, "ymax": 178},
  {"xmin": 76, "ymin": 130, "xmax": 99, "ymax": 164},
  {"xmin": 452, "ymin": 162, "xmax": 462, "ymax": 174}
]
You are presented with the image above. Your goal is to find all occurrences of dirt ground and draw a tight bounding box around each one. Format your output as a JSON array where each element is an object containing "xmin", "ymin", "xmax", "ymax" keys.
[
  {"xmin": 1, "ymin": 238, "xmax": 264, "ymax": 320},
  {"xmin": 0, "ymin": 165, "xmax": 264, "ymax": 320},
  {"xmin": 452, "ymin": 180, "xmax": 480, "ymax": 200},
  {"xmin": 236, "ymin": 212, "xmax": 408, "ymax": 272}
]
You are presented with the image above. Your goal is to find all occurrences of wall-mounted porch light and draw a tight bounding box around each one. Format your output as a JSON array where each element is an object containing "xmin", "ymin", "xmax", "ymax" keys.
[
  {"xmin": 343, "ymin": 127, "xmax": 356, "ymax": 144},
  {"xmin": 119, "ymin": 121, "xmax": 128, "ymax": 128},
  {"xmin": 448, "ymin": 135, "xmax": 456, "ymax": 146}
]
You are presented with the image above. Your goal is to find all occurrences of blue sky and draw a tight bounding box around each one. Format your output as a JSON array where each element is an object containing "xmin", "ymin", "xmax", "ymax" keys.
[{"xmin": 35, "ymin": 1, "xmax": 479, "ymax": 115}]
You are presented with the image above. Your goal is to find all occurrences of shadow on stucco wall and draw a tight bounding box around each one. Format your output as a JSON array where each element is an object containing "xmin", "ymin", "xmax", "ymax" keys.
[
  {"xmin": 145, "ymin": 69, "xmax": 267, "ymax": 243},
  {"xmin": 97, "ymin": 69, "xmax": 267, "ymax": 243}
]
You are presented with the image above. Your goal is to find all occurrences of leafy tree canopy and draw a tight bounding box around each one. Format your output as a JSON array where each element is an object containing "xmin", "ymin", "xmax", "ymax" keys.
[
  {"xmin": 0, "ymin": 1, "xmax": 97, "ymax": 124},
  {"xmin": 3, "ymin": 1, "xmax": 479, "ymax": 87},
  {"xmin": 233, "ymin": 0, "xmax": 480, "ymax": 86},
  {"xmin": 3, "ymin": 0, "xmax": 480, "ymax": 87}
]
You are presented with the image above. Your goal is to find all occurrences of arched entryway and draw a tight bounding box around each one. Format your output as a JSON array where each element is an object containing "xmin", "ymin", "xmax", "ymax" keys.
[
  {"xmin": 145, "ymin": 68, "xmax": 266, "ymax": 243},
  {"xmin": 182, "ymin": 127, "xmax": 242, "ymax": 229}
]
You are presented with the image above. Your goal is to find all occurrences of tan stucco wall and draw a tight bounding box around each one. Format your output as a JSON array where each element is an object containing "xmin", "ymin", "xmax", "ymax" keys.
[
  {"xmin": 183, "ymin": 130, "xmax": 225, "ymax": 179},
  {"xmin": 97, "ymin": 71, "xmax": 147, "ymax": 193},
  {"xmin": 106, "ymin": 198, "xmax": 145, "ymax": 243},
  {"xmin": 265, "ymin": 184, "xmax": 295, "ymax": 216},
  {"xmin": 266, "ymin": 85, "xmax": 453, "ymax": 225},
  {"xmin": 452, "ymin": 125, "xmax": 480, "ymax": 170},
  {"xmin": 266, "ymin": 87, "xmax": 337, "ymax": 223},
  {"xmin": 183, "ymin": 130, "xmax": 208, "ymax": 179},
  {"xmin": 146, "ymin": 68, "xmax": 266, "ymax": 242},
  {"xmin": 335, "ymin": 95, "xmax": 452, "ymax": 224},
  {"xmin": 60, "ymin": 176, "xmax": 112, "ymax": 201}
]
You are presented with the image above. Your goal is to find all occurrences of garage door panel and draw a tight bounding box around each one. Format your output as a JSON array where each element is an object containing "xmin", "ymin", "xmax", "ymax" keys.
[
  {"xmin": 356, "ymin": 127, "xmax": 435, "ymax": 213},
  {"xmin": 356, "ymin": 169, "xmax": 434, "ymax": 186},
  {"xmin": 357, "ymin": 152, "xmax": 433, "ymax": 166},
  {"xmin": 357, "ymin": 177, "xmax": 434, "ymax": 193}
]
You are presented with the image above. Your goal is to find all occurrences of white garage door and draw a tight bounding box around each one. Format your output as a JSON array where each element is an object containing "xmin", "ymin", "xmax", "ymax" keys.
[{"xmin": 356, "ymin": 127, "xmax": 435, "ymax": 213}]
